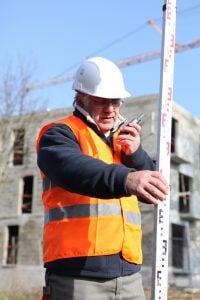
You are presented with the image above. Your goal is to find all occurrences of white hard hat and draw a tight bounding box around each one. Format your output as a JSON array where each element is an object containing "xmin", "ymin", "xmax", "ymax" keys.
[{"xmin": 72, "ymin": 57, "xmax": 131, "ymax": 99}]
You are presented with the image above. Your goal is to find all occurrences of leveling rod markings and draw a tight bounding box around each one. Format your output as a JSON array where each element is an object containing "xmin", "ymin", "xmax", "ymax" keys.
[{"xmin": 151, "ymin": 1, "xmax": 176, "ymax": 300}]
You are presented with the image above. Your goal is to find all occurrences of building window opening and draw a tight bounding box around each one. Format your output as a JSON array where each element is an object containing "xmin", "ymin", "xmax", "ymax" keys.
[
  {"xmin": 6, "ymin": 225, "xmax": 19, "ymax": 265},
  {"xmin": 171, "ymin": 118, "xmax": 178, "ymax": 153},
  {"xmin": 179, "ymin": 173, "xmax": 191, "ymax": 213},
  {"xmin": 172, "ymin": 223, "xmax": 185, "ymax": 269},
  {"xmin": 13, "ymin": 128, "xmax": 25, "ymax": 165},
  {"xmin": 22, "ymin": 176, "xmax": 33, "ymax": 213}
]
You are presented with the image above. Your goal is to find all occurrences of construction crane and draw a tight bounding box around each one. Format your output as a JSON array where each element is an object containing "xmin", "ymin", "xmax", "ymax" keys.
[{"xmin": 25, "ymin": 36, "xmax": 200, "ymax": 91}]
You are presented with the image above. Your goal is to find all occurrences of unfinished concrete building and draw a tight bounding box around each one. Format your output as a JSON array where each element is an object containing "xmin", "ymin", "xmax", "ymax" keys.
[{"xmin": 0, "ymin": 94, "xmax": 199, "ymax": 293}]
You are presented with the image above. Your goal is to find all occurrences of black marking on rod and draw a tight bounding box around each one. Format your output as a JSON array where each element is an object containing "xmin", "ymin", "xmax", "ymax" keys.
[
  {"xmin": 159, "ymin": 208, "xmax": 164, "ymax": 224},
  {"xmin": 162, "ymin": 240, "xmax": 167, "ymax": 256},
  {"xmin": 157, "ymin": 270, "xmax": 162, "ymax": 287}
]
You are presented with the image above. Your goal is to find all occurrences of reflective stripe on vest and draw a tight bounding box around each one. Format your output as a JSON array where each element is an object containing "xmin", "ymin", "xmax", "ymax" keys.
[{"xmin": 44, "ymin": 203, "xmax": 141, "ymax": 226}]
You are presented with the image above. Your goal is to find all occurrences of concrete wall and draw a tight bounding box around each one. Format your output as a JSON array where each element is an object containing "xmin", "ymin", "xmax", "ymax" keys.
[{"xmin": 0, "ymin": 107, "xmax": 73, "ymax": 292}]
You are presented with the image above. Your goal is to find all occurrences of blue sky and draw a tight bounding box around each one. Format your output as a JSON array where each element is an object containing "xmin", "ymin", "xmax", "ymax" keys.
[{"xmin": 1, "ymin": 0, "xmax": 200, "ymax": 117}]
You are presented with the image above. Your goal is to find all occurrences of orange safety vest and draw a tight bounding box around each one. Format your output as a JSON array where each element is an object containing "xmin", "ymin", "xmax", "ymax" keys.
[{"xmin": 36, "ymin": 115, "xmax": 143, "ymax": 264}]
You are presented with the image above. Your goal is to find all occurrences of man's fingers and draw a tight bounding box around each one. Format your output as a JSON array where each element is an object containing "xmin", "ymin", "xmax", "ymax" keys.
[
  {"xmin": 125, "ymin": 170, "xmax": 169, "ymax": 205},
  {"xmin": 146, "ymin": 183, "xmax": 168, "ymax": 201},
  {"xmin": 145, "ymin": 172, "xmax": 169, "ymax": 201},
  {"xmin": 151, "ymin": 171, "xmax": 168, "ymax": 185},
  {"xmin": 137, "ymin": 183, "xmax": 167, "ymax": 204},
  {"xmin": 149, "ymin": 178, "xmax": 169, "ymax": 195}
]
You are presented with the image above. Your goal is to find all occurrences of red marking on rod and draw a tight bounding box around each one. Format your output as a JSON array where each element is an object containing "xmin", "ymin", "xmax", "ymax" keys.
[
  {"xmin": 162, "ymin": 113, "xmax": 167, "ymax": 127},
  {"xmin": 170, "ymin": 34, "xmax": 175, "ymax": 48},
  {"xmin": 166, "ymin": 4, "xmax": 172, "ymax": 20},
  {"xmin": 164, "ymin": 59, "xmax": 169, "ymax": 72},
  {"xmin": 166, "ymin": 141, "xmax": 171, "ymax": 155},
  {"xmin": 167, "ymin": 87, "xmax": 172, "ymax": 102}
]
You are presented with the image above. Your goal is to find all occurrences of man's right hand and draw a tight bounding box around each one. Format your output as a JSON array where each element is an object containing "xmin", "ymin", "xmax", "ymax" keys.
[{"xmin": 125, "ymin": 170, "xmax": 169, "ymax": 205}]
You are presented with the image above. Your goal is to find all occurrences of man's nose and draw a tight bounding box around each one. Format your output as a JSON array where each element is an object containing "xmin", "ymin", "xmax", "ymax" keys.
[{"xmin": 103, "ymin": 103, "xmax": 115, "ymax": 112}]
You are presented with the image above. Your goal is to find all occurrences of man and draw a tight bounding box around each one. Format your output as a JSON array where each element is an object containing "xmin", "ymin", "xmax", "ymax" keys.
[{"xmin": 37, "ymin": 56, "xmax": 168, "ymax": 300}]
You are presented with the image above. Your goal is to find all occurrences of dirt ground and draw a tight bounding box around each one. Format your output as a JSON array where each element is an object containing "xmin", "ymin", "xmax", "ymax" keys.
[
  {"xmin": 0, "ymin": 286, "xmax": 200, "ymax": 300},
  {"xmin": 144, "ymin": 286, "xmax": 200, "ymax": 300}
]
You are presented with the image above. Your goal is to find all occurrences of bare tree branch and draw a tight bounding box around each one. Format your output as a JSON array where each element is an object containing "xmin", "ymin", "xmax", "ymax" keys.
[{"xmin": 0, "ymin": 61, "xmax": 47, "ymax": 182}]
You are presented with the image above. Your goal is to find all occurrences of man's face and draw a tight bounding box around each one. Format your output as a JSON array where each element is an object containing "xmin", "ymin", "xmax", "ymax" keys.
[{"xmin": 81, "ymin": 96, "xmax": 122, "ymax": 134}]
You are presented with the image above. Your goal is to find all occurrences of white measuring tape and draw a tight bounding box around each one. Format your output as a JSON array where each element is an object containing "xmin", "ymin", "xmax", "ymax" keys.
[{"xmin": 151, "ymin": 1, "xmax": 176, "ymax": 299}]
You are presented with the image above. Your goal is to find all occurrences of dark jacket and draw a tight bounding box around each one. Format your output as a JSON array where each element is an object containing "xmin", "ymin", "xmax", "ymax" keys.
[{"xmin": 37, "ymin": 108, "xmax": 156, "ymax": 279}]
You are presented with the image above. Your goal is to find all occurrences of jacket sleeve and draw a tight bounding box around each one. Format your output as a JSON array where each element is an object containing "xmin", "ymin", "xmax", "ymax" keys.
[
  {"xmin": 37, "ymin": 124, "xmax": 135, "ymax": 199},
  {"xmin": 121, "ymin": 140, "xmax": 156, "ymax": 204},
  {"xmin": 121, "ymin": 146, "xmax": 156, "ymax": 171}
]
